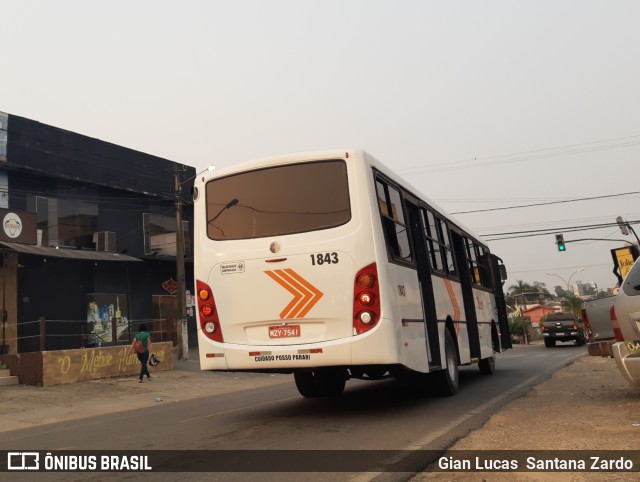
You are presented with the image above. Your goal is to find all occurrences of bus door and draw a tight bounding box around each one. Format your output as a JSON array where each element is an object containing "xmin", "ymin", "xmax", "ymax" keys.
[
  {"xmin": 488, "ymin": 254, "xmax": 512, "ymax": 350},
  {"xmin": 406, "ymin": 200, "xmax": 441, "ymax": 369},
  {"xmin": 450, "ymin": 231, "xmax": 481, "ymax": 360}
]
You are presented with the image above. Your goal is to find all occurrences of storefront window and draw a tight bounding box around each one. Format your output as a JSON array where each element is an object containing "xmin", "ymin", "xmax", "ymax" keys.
[
  {"xmin": 143, "ymin": 213, "xmax": 191, "ymax": 257},
  {"xmin": 30, "ymin": 196, "xmax": 97, "ymax": 248}
]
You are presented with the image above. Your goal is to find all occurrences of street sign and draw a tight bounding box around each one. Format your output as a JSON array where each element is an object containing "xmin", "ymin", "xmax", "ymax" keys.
[{"xmin": 611, "ymin": 246, "xmax": 639, "ymax": 284}]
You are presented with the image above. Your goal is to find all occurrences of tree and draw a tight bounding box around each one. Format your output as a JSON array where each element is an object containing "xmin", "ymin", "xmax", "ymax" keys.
[
  {"xmin": 594, "ymin": 288, "xmax": 613, "ymax": 299},
  {"xmin": 561, "ymin": 295, "xmax": 583, "ymax": 319},
  {"xmin": 508, "ymin": 280, "xmax": 534, "ymax": 293},
  {"xmin": 554, "ymin": 285, "xmax": 572, "ymax": 299},
  {"xmin": 506, "ymin": 280, "xmax": 552, "ymax": 309},
  {"xmin": 531, "ymin": 281, "xmax": 551, "ymax": 296},
  {"xmin": 509, "ymin": 312, "xmax": 530, "ymax": 344}
]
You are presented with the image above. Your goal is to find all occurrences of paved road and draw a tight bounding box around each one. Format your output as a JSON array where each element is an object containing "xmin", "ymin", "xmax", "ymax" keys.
[{"xmin": 1, "ymin": 343, "xmax": 585, "ymax": 481}]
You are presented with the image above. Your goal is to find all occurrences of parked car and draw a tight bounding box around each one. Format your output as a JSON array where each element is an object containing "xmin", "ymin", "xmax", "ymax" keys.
[
  {"xmin": 610, "ymin": 258, "xmax": 640, "ymax": 343},
  {"xmin": 539, "ymin": 312, "xmax": 588, "ymax": 348},
  {"xmin": 582, "ymin": 296, "xmax": 616, "ymax": 341},
  {"xmin": 611, "ymin": 256, "xmax": 640, "ymax": 387}
]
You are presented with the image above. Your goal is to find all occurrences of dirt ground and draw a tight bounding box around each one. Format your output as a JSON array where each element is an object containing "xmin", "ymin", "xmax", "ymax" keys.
[{"xmin": 413, "ymin": 354, "xmax": 640, "ymax": 482}]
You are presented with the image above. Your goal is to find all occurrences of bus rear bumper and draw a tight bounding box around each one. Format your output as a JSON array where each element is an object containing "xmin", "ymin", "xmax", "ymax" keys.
[
  {"xmin": 612, "ymin": 341, "xmax": 640, "ymax": 387},
  {"xmin": 198, "ymin": 319, "xmax": 400, "ymax": 371}
]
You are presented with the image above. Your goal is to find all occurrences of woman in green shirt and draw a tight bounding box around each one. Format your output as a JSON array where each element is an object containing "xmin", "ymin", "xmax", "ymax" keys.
[{"xmin": 129, "ymin": 323, "xmax": 153, "ymax": 383}]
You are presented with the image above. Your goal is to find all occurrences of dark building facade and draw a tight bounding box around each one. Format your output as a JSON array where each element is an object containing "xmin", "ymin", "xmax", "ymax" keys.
[{"xmin": 0, "ymin": 112, "xmax": 196, "ymax": 354}]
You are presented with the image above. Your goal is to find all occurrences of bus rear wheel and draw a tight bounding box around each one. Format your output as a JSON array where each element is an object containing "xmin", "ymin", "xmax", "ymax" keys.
[
  {"xmin": 479, "ymin": 325, "xmax": 498, "ymax": 375},
  {"xmin": 294, "ymin": 369, "xmax": 346, "ymax": 397},
  {"xmin": 478, "ymin": 356, "xmax": 495, "ymax": 375},
  {"xmin": 433, "ymin": 330, "xmax": 459, "ymax": 396}
]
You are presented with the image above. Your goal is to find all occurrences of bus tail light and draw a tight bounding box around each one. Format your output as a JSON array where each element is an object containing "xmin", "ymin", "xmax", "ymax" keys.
[
  {"xmin": 197, "ymin": 279, "xmax": 224, "ymax": 342},
  {"xmin": 358, "ymin": 292, "xmax": 375, "ymax": 306},
  {"xmin": 353, "ymin": 263, "xmax": 380, "ymax": 335}
]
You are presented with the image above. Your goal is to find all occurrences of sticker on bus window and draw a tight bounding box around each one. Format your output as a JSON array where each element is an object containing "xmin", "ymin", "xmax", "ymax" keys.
[{"xmin": 220, "ymin": 261, "xmax": 245, "ymax": 274}]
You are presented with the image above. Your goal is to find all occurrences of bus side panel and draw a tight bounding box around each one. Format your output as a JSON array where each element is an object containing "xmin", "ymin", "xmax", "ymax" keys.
[
  {"xmin": 394, "ymin": 267, "xmax": 429, "ymax": 372},
  {"xmin": 363, "ymin": 175, "xmax": 429, "ymax": 372},
  {"xmin": 474, "ymin": 288, "xmax": 499, "ymax": 359},
  {"xmin": 431, "ymin": 276, "xmax": 471, "ymax": 365}
]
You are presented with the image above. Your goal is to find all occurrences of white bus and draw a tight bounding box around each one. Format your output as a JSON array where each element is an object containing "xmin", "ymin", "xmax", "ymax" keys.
[{"xmin": 193, "ymin": 149, "xmax": 510, "ymax": 397}]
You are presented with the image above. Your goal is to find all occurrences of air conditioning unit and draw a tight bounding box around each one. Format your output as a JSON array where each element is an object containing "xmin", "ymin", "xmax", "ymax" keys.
[{"xmin": 95, "ymin": 231, "xmax": 117, "ymax": 252}]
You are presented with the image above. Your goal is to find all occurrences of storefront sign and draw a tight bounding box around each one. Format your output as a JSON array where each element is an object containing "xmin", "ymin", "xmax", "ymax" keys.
[
  {"xmin": 0, "ymin": 208, "xmax": 36, "ymax": 244},
  {"xmin": 611, "ymin": 246, "xmax": 639, "ymax": 283},
  {"xmin": 162, "ymin": 278, "xmax": 178, "ymax": 295}
]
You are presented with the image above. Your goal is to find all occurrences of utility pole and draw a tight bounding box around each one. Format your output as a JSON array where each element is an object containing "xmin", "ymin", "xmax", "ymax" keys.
[
  {"xmin": 175, "ymin": 166, "xmax": 188, "ymax": 361},
  {"xmin": 517, "ymin": 294, "xmax": 528, "ymax": 345}
]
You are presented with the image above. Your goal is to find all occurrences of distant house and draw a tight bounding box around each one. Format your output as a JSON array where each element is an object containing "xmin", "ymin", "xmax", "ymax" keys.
[{"xmin": 522, "ymin": 305, "xmax": 559, "ymax": 328}]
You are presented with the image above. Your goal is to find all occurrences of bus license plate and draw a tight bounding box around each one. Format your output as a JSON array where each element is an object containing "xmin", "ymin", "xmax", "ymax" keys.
[{"xmin": 269, "ymin": 325, "xmax": 301, "ymax": 338}]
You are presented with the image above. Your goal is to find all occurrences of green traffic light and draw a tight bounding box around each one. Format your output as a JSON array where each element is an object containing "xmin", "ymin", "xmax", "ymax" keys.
[{"xmin": 558, "ymin": 244, "xmax": 566, "ymax": 252}]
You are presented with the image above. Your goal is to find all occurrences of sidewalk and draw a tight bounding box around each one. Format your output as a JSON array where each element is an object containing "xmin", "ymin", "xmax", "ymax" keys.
[{"xmin": 0, "ymin": 348, "xmax": 291, "ymax": 433}]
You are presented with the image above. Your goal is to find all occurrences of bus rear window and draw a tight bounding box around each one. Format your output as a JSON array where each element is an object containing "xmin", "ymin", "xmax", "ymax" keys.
[{"xmin": 205, "ymin": 160, "xmax": 351, "ymax": 240}]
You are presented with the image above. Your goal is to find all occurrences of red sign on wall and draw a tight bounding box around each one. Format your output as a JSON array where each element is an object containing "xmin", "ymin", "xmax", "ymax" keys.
[{"xmin": 162, "ymin": 278, "xmax": 178, "ymax": 295}]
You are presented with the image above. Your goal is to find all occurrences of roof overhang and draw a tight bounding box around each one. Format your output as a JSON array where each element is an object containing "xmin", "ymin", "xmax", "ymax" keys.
[{"xmin": 0, "ymin": 242, "xmax": 142, "ymax": 262}]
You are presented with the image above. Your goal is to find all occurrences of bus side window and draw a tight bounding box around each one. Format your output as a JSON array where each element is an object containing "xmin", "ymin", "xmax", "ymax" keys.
[
  {"xmin": 376, "ymin": 179, "xmax": 412, "ymax": 263},
  {"xmin": 438, "ymin": 218, "xmax": 457, "ymax": 277},
  {"xmin": 476, "ymin": 247, "xmax": 491, "ymax": 288},
  {"xmin": 382, "ymin": 217, "xmax": 401, "ymax": 257},
  {"xmin": 423, "ymin": 209, "xmax": 444, "ymax": 272},
  {"xmin": 465, "ymin": 238, "xmax": 481, "ymax": 285},
  {"xmin": 465, "ymin": 238, "xmax": 491, "ymax": 288},
  {"xmin": 376, "ymin": 180, "xmax": 389, "ymax": 217}
]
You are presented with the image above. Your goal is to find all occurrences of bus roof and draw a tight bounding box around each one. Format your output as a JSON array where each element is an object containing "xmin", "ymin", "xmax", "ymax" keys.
[{"xmin": 203, "ymin": 148, "xmax": 489, "ymax": 249}]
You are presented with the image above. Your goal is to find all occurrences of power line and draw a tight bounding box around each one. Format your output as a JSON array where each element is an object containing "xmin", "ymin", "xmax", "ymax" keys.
[
  {"xmin": 508, "ymin": 262, "xmax": 613, "ymax": 275},
  {"xmin": 450, "ymin": 191, "xmax": 640, "ymax": 214},
  {"xmin": 483, "ymin": 219, "xmax": 640, "ymax": 241},
  {"xmin": 395, "ymin": 134, "xmax": 640, "ymax": 174}
]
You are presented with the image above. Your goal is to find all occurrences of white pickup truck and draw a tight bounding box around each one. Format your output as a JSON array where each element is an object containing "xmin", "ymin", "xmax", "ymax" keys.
[
  {"xmin": 610, "ymin": 256, "xmax": 640, "ymax": 387},
  {"xmin": 581, "ymin": 296, "xmax": 617, "ymax": 357}
]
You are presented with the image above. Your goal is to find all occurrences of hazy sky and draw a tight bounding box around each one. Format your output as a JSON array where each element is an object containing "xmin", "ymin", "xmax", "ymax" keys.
[{"xmin": 2, "ymin": 1, "xmax": 639, "ymax": 293}]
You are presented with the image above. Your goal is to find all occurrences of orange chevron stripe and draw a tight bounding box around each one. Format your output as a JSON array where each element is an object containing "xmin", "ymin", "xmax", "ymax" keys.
[
  {"xmin": 277, "ymin": 270, "xmax": 309, "ymax": 318},
  {"xmin": 444, "ymin": 279, "xmax": 461, "ymax": 320},
  {"xmin": 444, "ymin": 279, "xmax": 461, "ymax": 337},
  {"xmin": 265, "ymin": 270, "xmax": 303, "ymax": 319},
  {"xmin": 265, "ymin": 269, "xmax": 324, "ymax": 319},
  {"xmin": 284, "ymin": 269, "xmax": 324, "ymax": 318}
]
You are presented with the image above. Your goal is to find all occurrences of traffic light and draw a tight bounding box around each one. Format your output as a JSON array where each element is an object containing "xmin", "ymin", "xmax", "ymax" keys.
[
  {"xmin": 616, "ymin": 216, "xmax": 630, "ymax": 236},
  {"xmin": 555, "ymin": 234, "xmax": 566, "ymax": 252}
]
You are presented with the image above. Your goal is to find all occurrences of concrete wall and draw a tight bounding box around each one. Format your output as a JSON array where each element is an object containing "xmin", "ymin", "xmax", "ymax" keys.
[{"xmin": 1, "ymin": 341, "xmax": 173, "ymax": 386}]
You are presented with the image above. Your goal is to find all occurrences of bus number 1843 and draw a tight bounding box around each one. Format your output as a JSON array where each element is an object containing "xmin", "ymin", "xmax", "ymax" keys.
[{"xmin": 310, "ymin": 252, "xmax": 339, "ymax": 265}]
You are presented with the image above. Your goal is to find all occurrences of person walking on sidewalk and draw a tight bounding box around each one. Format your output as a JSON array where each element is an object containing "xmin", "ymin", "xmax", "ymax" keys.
[{"xmin": 129, "ymin": 324, "xmax": 153, "ymax": 383}]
